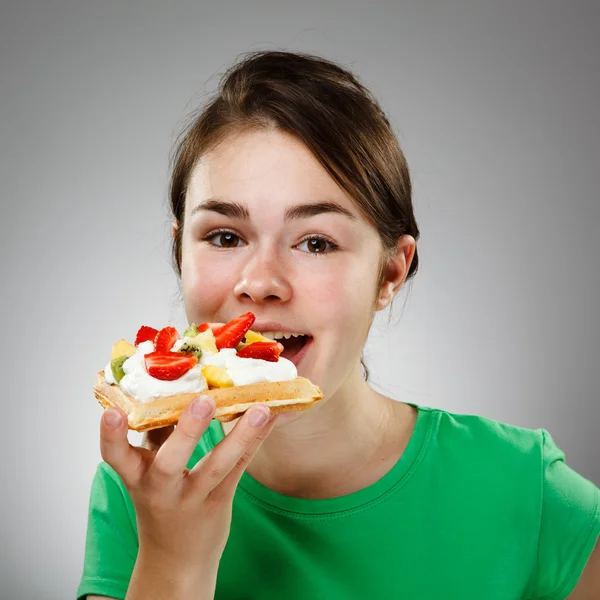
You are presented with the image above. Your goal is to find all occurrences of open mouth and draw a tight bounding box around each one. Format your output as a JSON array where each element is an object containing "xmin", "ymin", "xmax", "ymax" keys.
[
  {"xmin": 278, "ymin": 335, "xmax": 311, "ymax": 362},
  {"xmin": 260, "ymin": 332, "xmax": 313, "ymax": 364}
]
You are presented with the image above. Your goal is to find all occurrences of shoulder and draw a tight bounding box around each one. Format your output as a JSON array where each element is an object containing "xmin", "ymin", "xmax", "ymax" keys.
[
  {"xmin": 415, "ymin": 406, "xmax": 566, "ymax": 530},
  {"xmin": 417, "ymin": 405, "xmax": 553, "ymax": 503},
  {"xmin": 420, "ymin": 407, "xmax": 600, "ymax": 600},
  {"xmin": 420, "ymin": 404, "xmax": 598, "ymax": 508},
  {"xmin": 424, "ymin": 405, "xmax": 547, "ymax": 464}
]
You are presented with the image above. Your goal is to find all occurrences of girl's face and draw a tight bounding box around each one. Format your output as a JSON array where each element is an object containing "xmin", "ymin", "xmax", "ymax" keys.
[{"xmin": 180, "ymin": 129, "xmax": 389, "ymax": 399}]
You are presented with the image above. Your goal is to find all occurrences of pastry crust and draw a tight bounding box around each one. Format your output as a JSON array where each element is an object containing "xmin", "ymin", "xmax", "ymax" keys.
[{"xmin": 94, "ymin": 371, "xmax": 324, "ymax": 431}]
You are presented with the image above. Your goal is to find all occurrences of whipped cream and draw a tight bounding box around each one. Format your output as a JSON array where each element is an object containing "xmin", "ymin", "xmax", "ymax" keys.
[
  {"xmin": 199, "ymin": 348, "xmax": 297, "ymax": 386},
  {"xmin": 104, "ymin": 340, "xmax": 207, "ymax": 402},
  {"xmin": 104, "ymin": 338, "xmax": 297, "ymax": 402}
]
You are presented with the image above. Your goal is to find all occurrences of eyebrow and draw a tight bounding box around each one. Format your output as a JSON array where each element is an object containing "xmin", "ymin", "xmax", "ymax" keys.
[
  {"xmin": 190, "ymin": 198, "xmax": 357, "ymax": 222},
  {"xmin": 191, "ymin": 198, "xmax": 250, "ymax": 220}
]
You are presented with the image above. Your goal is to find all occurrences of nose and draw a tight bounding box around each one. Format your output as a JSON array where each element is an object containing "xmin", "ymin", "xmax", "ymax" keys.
[{"xmin": 233, "ymin": 247, "xmax": 292, "ymax": 305}]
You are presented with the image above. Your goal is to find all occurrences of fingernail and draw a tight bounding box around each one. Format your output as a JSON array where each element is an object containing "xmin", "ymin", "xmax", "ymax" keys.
[
  {"xmin": 104, "ymin": 409, "xmax": 122, "ymax": 429},
  {"xmin": 249, "ymin": 408, "xmax": 269, "ymax": 427},
  {"xmin": 192, "ymin": 396, "xmax": 215, "ymax": 419}
]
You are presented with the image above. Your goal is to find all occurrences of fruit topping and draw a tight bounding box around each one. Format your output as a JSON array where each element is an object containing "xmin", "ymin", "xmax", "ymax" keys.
[
  {"xmin": 111, "ymin": 339, "xmax": 136, "ymax": 361},
  {"xmin": 236, "ymin": 340, "xmax": 284, "ymax": 362},
  {"xmin": 237, "ymin": 329, "xmax": 273, "ymax": 350},
  {"xmin": 214, "ymin": 312, "xmax": 255, "ymax": 350},
  {"xmin": 202, "ymin": 365, "xmax": 234, "ymax": 388},
  {"xmin": 183, "ymin": 323, "xmax": 199, "ymax": 338},
  {"xmin": 194, "ymin": 328, "xmax": 218, "ymax": 355},
  {"xmin": 154, "ymin": 326, "xmax": 180, "ymax": 353},
  {"xmin": 144, "ymin": 351, "xmax": 198, "ymax": 380},
  {"xmin": 197, "ymin": 322, "xmax": 225, "ymax": 334},
  {"xmin": 177, "ymin": 338, "xmax": 203, "ymax": 360},
  {"xmin": 110, "ymin": 355, "xmax": 129, "ymax": 383},
  {"xmin": 134, "ymin": 326, "xmax": 159, "ymax": 346}
]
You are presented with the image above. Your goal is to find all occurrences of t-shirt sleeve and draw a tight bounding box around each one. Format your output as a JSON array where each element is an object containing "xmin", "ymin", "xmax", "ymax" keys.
[
  {"xmin": 526, "ymin": 429, "xmax": 600, "ymax": 600},
  {"xmin": 77, "ymin": 462, "xmax": 138, "ymax": 600}
]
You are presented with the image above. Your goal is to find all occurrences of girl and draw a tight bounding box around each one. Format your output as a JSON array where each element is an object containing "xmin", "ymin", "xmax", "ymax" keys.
[{"xmin": 78, "ymin": 51, "xmax": 599, "ymax": 600}]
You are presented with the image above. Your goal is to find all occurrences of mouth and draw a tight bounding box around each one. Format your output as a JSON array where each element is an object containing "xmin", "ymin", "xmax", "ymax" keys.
[{"xmin": 258, "ymin": 331, "xmax": 313, "ymax": 366}]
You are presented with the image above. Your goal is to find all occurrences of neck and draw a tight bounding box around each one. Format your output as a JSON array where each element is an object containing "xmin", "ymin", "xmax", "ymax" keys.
[{"xmin": 232, "ymin": 364, "xmax": 415, "ymax": 499}]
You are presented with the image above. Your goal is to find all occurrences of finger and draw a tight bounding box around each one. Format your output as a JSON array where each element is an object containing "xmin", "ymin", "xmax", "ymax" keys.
[
  {"xmin": 100, "ymin": 407, "xmax": 145, "ymax": 488},
  {"xmin": 151, "ymin": 395, "xmax": 215, "ymax": 479},
  {"xmin": 142, "ymin": 425, "xmax": 175, "ymax": 452},
  {"xmin": 208, "ymin": 414, "xmax": 279, "ymax": 502},
  {"xmin": 189, "ymin": 404, "xmax": 272, "ymax": 494}
]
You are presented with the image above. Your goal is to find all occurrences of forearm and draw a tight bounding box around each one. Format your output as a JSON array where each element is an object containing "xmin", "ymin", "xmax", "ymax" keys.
[{"xmin": 125, "ymin": 548, "xmax": 217, "ymax": 600}]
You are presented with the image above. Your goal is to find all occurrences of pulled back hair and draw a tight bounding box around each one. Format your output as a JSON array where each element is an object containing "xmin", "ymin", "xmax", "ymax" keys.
[{"xmin": 168, "ymin": 51, "xmax": 421, "ymax": 379}]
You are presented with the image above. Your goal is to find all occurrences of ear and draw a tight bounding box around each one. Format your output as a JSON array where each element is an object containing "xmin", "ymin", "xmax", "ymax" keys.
[
  {"xmin": 375, "ymin": 235, "xmax": 416, "ymax": 311},
  {"xmin": 172, "ymin": 220, "xmax": 178, "ymax": 239}
]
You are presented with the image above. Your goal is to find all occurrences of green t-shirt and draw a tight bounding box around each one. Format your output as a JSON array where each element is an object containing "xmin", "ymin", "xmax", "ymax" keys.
[{"xmin": 77, "ymin": 405, "xmax": 600, "ymax": 599}]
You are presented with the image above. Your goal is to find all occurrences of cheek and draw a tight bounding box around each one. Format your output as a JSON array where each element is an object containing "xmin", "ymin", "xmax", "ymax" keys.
[
  {"xmin": 180, "ymin": 249, "xmax": 236, "ymax": 319},
  {"xmin": 300, "ymin": 258, "xmax": 378, "ymax": 324},
  {"xmin": 300, "ymin": 259, "xmax": 376, "ymax": 387}
]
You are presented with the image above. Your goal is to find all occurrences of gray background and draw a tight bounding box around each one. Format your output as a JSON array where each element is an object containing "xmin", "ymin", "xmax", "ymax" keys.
[{"xmin": 1, "ymin": 1, "xmax": 598, "ymax": 598}]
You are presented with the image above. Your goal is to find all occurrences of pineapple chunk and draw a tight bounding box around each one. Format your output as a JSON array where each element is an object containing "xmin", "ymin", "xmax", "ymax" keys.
[
  {"xmin": 111, "ymin": 339, "xmax": 136, "ymax": 360},
  {"xmin": 245, "ymin": 329, "xmax": 272, "ymax": 344},
  {"xmin": 237, "ymin": 329, "xmax": 272, "ymax": 350},
  {"xmin": 194, "ymin": 329, "xmax": 218, "ymax": 355},
  {"xmin": 202, "ymin": 365, "xmax": 234, "ymax": 388}
]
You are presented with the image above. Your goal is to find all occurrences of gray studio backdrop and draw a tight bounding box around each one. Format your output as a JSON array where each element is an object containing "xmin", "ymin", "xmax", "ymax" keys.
[{"xmin": 1, "ymin": 1, "xmax": 598, "ymax": 598}]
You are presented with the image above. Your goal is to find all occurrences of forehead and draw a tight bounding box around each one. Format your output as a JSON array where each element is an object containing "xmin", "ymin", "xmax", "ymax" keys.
[{"xmin": 186, "ymin": 129, "xmax": 355, "ymax": 214}]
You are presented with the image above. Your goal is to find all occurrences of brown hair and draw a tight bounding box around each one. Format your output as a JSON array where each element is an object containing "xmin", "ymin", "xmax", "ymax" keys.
[{"xmin": 168, "ymin": 50, "xmax": 421, "ymax": 378}]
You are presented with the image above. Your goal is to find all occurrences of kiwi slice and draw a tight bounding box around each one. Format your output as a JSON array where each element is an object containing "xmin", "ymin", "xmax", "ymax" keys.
[
  {"xmin": 110, "ymin": 355, "xmax": 129, "ymax": 383},
  {"xmin": 183, "ymin": 323, "xmax": 199, "ymax": 338},
  {"xmin": 178, "ymin": 338, "xmax": 203, "ymax": 360}
]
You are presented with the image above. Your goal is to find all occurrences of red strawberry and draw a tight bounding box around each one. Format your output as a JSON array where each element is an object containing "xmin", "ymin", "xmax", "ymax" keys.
[
  {"xmin": 215, "ymin": 312, "xmax": 255, "ymax": 350},
  {"xmin": 144, "ymin": 352, "xmax": 198, "ymax": 380},
  {"xmin": 154, "ymin": 326, "xmax": 180, "ymax": 352},
  {"xmin": 198, "ymin": 322, "xmax": 224, "ymax": 334},
  {"xmin": 134, "ymin": 325, "xmax": 159, "ymax": 346},
  {"xmin": 211, "ymin": 325, "xmax": 224, "ymax": 337},
  {"xmin": 236, "ymin": 341, "xmax": 284, "ymax": 362}
]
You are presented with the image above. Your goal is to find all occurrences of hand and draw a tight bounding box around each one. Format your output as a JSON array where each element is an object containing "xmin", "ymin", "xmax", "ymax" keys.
[{"xmin": 99, "ymin": 396, "xmax": 276, "ymax": 577}]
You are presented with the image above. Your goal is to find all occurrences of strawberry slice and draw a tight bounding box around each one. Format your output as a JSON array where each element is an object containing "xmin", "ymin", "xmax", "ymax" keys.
[
  {"xmin": 144, "ymin": 352, "xmax": 198, "ymax": 380},
  {"xmin": 198, "ymin": 322, "xmax": 226, "ymax": 334},
  {"xmin": 214, "ymin": 312, "xmax": 255, "ymax": 350},
  {"xmin": 236, "ymin": 341, "xmax": 284, "ymax": 362},
  {"xmin": 154, "ymin": 326, "xmax": 180, "ymax": 352},
  {"xmin": 135, "ymin": 325, "xmax": 159, "ymax": 346}
]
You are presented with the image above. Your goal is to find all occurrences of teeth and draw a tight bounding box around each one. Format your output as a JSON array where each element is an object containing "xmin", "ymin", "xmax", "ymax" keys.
[{"xmin": 259, "ymin": 331, "xmax": 306, "ymax": 340}]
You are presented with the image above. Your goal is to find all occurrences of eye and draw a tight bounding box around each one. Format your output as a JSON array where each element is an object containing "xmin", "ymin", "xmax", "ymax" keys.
[
  {"xmin": 296, "ymin": 235, "xmax": 339, "ymax": 255},
  {"xmin": 204, "ymin": 230, "xmax": 244, "ymax": 248}
]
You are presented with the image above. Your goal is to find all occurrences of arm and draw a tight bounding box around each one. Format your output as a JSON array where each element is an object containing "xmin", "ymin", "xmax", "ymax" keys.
[
  {"xmin": 96, "ymin": 396, "xmax": 276, "ymax": 600},
  {"xmin": 526, "ymin": 430, "xmax": 600, "ymax": 600},
  {"xmin": 124, "ymin": 547, "xmax": 218, "ymax": 600},
  {"xmin": 567, "ymin": 537, "xmax": 600, "ymax": 599}
]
